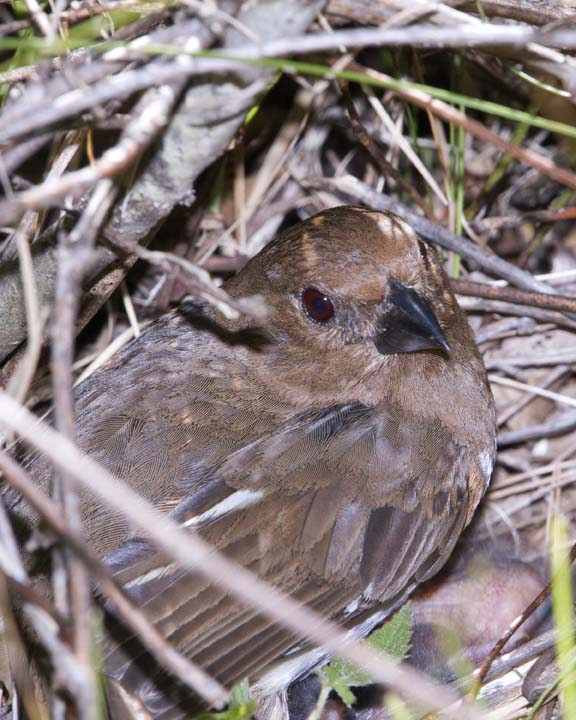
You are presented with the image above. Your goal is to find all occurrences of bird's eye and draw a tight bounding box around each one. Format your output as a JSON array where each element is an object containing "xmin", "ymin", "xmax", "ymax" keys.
[{"xmin": 302, "ymin": 287, "xmax": 335, "ymax": 324}]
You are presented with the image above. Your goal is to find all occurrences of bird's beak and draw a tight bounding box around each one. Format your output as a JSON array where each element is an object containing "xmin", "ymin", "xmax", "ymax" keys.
[{"xmin": 374, "ymin": 277, "xmax": 451, "ymax": 355}]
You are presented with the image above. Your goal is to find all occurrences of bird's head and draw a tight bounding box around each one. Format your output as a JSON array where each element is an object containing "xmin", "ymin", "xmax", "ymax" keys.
[{"xmin": 226, "ymin": 206, "xmax": 462, "ymax": 367}]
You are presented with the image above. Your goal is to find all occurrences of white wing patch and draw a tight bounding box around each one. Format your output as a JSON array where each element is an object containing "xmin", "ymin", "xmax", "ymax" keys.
[{"xmin": 183, "ymin": 489, "xmax": 264, "ymax": 529}]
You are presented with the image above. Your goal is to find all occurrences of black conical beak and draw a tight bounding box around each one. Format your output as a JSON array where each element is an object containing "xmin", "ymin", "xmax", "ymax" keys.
[{"xmin": 374, "ymin": 277, "xmax": 450, "ymax": 355}]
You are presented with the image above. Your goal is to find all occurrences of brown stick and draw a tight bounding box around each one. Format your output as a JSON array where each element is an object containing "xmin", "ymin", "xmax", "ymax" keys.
[
  {"xmin": 471, "ymin": 541, "xmax": 576, "ymax": 697},
  {"xmin": 338, "ymin": 81, "xmax": 433, "ymax": 219},
  {"xmin": 0, "ymin": 451, "xmax": 229, "ymax": 709},
  {"xmin": 351, "ymin": 61, "xmax": 576, "ymax": 191},
  {"xmin": 452, "ymin": 279, "xmax": 576, "ymax": 315}
]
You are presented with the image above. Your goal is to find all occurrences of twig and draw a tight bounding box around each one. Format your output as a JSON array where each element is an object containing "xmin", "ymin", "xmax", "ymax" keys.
[
  {"xmin": 365, "ymin": 86, "xmax": 448, "ymax": 206},
  {"xmin": 498, "ymin": 409, "xmax": 576, "ymax": 446},
  {"xmin": 487, "ymin": 351, "xmax": 576, "ymax": 369},
  {"xmin": 452, "ymin": 279, "xmax": 576, "ymax": 315},
  {"xmin": 326, "ymin": 0, "xmax": 574, "ymax": 28},
  {"xmin": 21, "ymin": 0, "xmax": 54, "ymax": 40},
  {"xmin": 351, "ymin": 61, "xmax": 576, "ymax": 191},
  {"xmin": 459, "ymin": 0, "xmax": 575, "ymax": 25},
  {"xmin": 0, "ymin": 392, "xmax": 484, "ymax": 720},
  {"xmin": 458, "ymin": 297, "xmax": 576, "ymax": 331},
  {"xmin": 3, "ymin": 137, "xmax": 81, "ymax": 399},
  {"xmin": 489, "ymin": 463, "xmax": 576, "ymax": 501},
  {"xmin": 483, "ymin": 629, "xmax": 556, "ymax": 684},
  {"xmin": 497, "ymin": 366, "xmax": 570, "ymax": 426},
  {"xmin": 24, "ymin": 605, "xmax": 94, "ymax": 700},
  {"xmin": 471, "ymin": 542, "xmax": 576, "ymax": 697},
  {"xmin": 0, "ymin": 573, "xmax": 47, "ymax": 720},
  {"xmin": 338, "ymin": 81, "xmax": 433, "ymax": 218},
  {"xmin": 5, "ymin": 216, "xmax": 44, "ymax": 404},
  {"xmin": 0, "ymin": 0, "xmax": 327, "ymax": 366},
  {"xmin": 39, "ymin": 86, "xmax": 183, "ymax": 717},
  {"xmin": 3, "ymin": 22, "xmax": 576, "ymax": 147},
  {"xmin": 0, "ymin": 134, "xmax": 54, "ymax": 177},
  {"xmin": 0, "ymin": 451, "xmax": 229, "ymax": 709},
  {"xmin": 0, "ymin": 86, "xmax": 177, "ymax": 226},
  {"xmin": 489, "ymin": 375, "xmax": 576, "ymax": 411},
  {"xmin": 475, "ymin": 317, "xmax": 538, "ymax": 345},
  {"xmin": 108, "ymin": 24, "xmax": 576, "ymax": 57},
  {"xmin": 74, "ymin": 322, "xmax": 152, "ymax": 387},
  {"xmin": 1, "ymin": 575, "xmax": 64, "ymax": 632},
  {"xmin": 0, "ymin": 0, "xmax": 157, "ymax": 37},
  {"xmin": 181, "ymin": 0, "xmax": 262, "ymax": 43},
  {"xmin": 50, "ymin": 195, "xmax": 101, "ymax": 720},
  {"xmin": 0, "ymin": 495, "xmax": 83, "ymax": 713},
  {"xmin": 104, "ymin": 240, "xmax": 267, "ymax": 320}
]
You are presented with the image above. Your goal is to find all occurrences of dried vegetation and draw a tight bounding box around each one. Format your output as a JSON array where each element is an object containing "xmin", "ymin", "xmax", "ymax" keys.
[{"xmin": 0, "ymin": 0, "xmax": 576, "ymax": 718}]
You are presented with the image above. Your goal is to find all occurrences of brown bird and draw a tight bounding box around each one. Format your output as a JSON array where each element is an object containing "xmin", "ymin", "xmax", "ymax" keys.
[{"xmin": 12, "ymin": 206, "xmax": 496, "ymax": 719}]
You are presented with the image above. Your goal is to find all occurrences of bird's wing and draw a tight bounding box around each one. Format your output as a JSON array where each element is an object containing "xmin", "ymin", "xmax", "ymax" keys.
[
  {"xmin": 213, "ymin": 398, "xmax": 471, "ymax": 600},
  {"xmin": 95, "ymin": 391, "xmax": 470, "ymax": 715}
]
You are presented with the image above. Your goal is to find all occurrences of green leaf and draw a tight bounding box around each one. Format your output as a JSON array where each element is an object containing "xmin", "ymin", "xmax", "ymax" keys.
[
  {"xmin": 229, "ymin": 680, "xmax": 252, "ymax": 708},
  {"xmin": 325, "ymin": 655, "xmax": 372, "ymax": 704},
  {"xmin": 193, "ymin": 703, "xmax": 256, "ymax": 720},
  {"xmin": 324, "ymin": 604, "xmax": 412, "ymax": 707},
  {"xmin": 368, "ymin": 603, "xmax": 412, "ymax": 660}
]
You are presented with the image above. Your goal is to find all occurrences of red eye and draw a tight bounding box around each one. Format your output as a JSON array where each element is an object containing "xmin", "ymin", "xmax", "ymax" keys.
[{"xmin": 302, "ymin": 287, "xmax": 335, "ymax": 324}]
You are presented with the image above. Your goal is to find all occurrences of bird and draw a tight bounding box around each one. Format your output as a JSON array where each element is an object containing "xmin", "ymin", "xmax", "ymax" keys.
[{"xmin": 9, "ymin": 206, "xmax": 496, "ymax": 719}]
